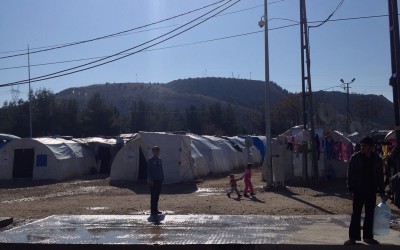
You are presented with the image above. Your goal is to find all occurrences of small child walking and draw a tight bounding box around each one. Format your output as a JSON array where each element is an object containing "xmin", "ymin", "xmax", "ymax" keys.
[
  {"xmin": 227, "ymin": 174, "xmax": 242, "ymax": 198},
  {"xmin": 242, "ymin": 163, "xmax": 255, "ymax": 197}
]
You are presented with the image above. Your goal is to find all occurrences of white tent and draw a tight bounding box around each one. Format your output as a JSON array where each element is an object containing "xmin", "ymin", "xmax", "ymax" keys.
[
  {"xmin": 271, "ymin": 126, "xmax": 354, "ymax": 185},
  {"xmin": 110, "ymin": 132, "xmax": 262, "ymax": 184},
  {"xmin": 72, "ymin": 137, "xmax": 123, "ymax": 174},
  {"xmin": 0, "ymin": 137, "xmax": 96, "ymax": 181},
  {"xmin": 0, "ymin": 133, "xmax": 20, "ymax": 149}
]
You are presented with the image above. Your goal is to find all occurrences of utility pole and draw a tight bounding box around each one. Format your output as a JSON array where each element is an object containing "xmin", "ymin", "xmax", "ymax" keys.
[
  {"xmin": 28, "ymin": 45, "xmax": 32, "ymax": 138},
  {"xmin": 300, "ymin": 0, "xmax": 318, "ymax": 183},
  {"xmin": 258, "ymin": 0, "xmax": 273, "ymax": 186},
  {"xmin": 340, "ymin": 78, "xmax": 355, "ymax": 133},
  {"xmin": 388, "ymin": 0, "xmax": 400, "ymax": 155}
]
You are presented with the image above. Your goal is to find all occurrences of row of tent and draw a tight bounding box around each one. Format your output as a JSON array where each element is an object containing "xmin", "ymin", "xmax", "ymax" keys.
[
  {"xmin": 0, "ymin": 132, "xmax": 265, "ymax": 184},
  {"xmin": 3, "ymin": 127, "xmax": 392, "ymax": 185}
]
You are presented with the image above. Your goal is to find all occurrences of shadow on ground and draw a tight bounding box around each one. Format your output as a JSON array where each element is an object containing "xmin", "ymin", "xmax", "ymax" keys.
[{"xmin": 110, "ymin": 180, "xmax": 198, "ymax": 194}]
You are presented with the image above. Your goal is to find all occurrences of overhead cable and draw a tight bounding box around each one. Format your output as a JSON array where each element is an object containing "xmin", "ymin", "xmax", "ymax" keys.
[
  {"xmin": 0, "ymin": 0, "xmax": 241, "ymax": 87},
  {"xmin": 0, "ymin": 0, "xmax": 289, "ymax": 58},
  {"xmin": 0, "ymin": 0, "xmax": 226, "ymax": 59},
  {"xmin": 0, "ymin": 13, "xmax": 390, "ymax": 72},
  {"xmin": 309, "ymin": 0, "xmax": 345, "ymax": 29}
]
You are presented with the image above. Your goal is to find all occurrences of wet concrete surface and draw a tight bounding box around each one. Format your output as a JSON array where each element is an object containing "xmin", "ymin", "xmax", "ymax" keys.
[{"xmin": 0, "ymin": 214, "xmax": 399, "ymax": 249}]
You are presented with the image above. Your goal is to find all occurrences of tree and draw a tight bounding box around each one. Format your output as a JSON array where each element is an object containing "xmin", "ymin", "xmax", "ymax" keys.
[
  {"xmin": 31, "ymin": 89, "xmax": 55, "ymax": 136},
  {"xmin": 54, "ymin": 99, "xmax": 80, "ymax": 136},
  {"xmin": 221, "ymin": 104, "xmax": 239, "ymax": 136},
  {"xmin": 0, "ymin": 100, "xmax": 30, "ymax": 137},
  {"xmin": 80, "ymin": 92, "xmax": 115, "ymax": 136},
  {"xmin": 354, "ymin": 96, "xmax": 382, "ymax": 130},
  {"xmin": 185, "ymin": 105, "xmax": 203, "ymax": 134},
  {"xmin": 271, "ymin": 93, "xmax": 302, "ymax": 135},
  {"xmin": 130, "ymin": 100, "xmax": 153, "ymax": 132}
]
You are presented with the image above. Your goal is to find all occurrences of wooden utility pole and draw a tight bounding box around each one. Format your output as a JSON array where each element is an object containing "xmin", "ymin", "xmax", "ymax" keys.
[
  {"xmin": 300, "ymin": 0, "xmax": 318, "ymax": 182},
  {"xmin": 388, "ymin": 0, "xmax": 400, "ymax": 146}
]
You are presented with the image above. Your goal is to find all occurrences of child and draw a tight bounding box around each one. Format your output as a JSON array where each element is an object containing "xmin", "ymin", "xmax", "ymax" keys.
[
  {"xmin": 227, "ymin": 174, "xmax": 242, "ymax": 198},
  {"xmin": 242, "ymin": 163, "xmax": 254, "ymax": 197}
]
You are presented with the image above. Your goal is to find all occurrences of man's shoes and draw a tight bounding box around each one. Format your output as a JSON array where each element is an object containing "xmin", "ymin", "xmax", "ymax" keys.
[
  {"xmin": 363, "ymin": 238, "xmax": 379, "ymax": 245},
  {"xmin": 244, "ymin": 194, "xmax": 249, "ymax": 197},
  {"xmin": 227, "ymin": 193, "xmax": 231, "ymax": 198},
  {"xmin": 344, "ymin": 239, "xmax": 356, "ymax": 245},
  {"xmin": 250, "ymin": 192, "xmax": 255, "ymax": 196}
]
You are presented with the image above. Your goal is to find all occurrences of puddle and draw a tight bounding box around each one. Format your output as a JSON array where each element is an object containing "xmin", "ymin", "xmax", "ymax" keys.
[
  {"xmin": 195, "ymin": 188, "xmax": 223, "ymax": 197},
  {"xmin": 131, "ymin": 210, "xmax": 176, "ymax": 215},
  {"xmin": 1, "ymin": 186, "xmax": 113, "ymax": 204},
  {"xmin": 86, "ymin": 207, "xmax": 109, "ymax": 211}
]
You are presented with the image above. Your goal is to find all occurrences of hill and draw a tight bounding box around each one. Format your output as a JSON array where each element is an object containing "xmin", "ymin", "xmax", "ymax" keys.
[{"xmin": 55, "ymin": 77, "xmax": 395, "ymax": 133}]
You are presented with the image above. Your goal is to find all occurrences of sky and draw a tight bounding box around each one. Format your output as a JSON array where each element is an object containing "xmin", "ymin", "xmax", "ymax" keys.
[{"xmin": 0, "ymin": 0, "xmax": 397, "ymax": 106}]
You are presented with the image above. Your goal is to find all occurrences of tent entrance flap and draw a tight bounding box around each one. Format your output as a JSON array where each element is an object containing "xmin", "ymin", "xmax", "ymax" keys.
[
  {"xmin": 13, "ymin": 148, "xmax": 34, "ymax": 178},
  {"xmin": 98, "ymin": 146, "xmax": 111, "ymax": 174},
  {"xmin": 138, "ymin": 147, "xmax": 147, "ymax": 180}
]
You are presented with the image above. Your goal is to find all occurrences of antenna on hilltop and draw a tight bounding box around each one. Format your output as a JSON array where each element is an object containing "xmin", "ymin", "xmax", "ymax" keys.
[{"xmin": 10, "ymin": 85, "xmax": 20, "ymax": 102}]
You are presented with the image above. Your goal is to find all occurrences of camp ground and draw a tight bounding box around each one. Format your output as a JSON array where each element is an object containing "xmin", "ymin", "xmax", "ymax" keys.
[
  {"xmin": 110, "ymin": 131, "xmax": 263, "ymax": 184},
  {"xmin": 0, "ymin": 137, "xmax": 97, "ymax": 181}
]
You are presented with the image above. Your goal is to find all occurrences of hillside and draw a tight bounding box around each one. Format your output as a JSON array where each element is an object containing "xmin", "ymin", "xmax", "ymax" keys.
[{"xmin": 55, "ymin": 77, "xmax": 395, "ymax": 132}]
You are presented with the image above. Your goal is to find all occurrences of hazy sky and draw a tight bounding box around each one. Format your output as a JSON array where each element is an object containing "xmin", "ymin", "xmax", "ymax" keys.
[{"xmin": 0, "ymin": 0, "xmax": 397, "ymax": 105}]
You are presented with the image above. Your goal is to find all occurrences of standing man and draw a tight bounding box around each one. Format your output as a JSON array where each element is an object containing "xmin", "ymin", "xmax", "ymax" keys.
[
  {"xmin": 147, "ymin": 146, "xmax": 164, "ymax": 218},
  {"xmin": 345, "ymin": 136, "xmax": 385, "ymax": 245}
]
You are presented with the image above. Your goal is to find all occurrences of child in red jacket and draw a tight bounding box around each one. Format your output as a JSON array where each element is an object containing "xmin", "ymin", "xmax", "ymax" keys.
[{"xmin": 242, "ymin": 163, "xmax": 255, "ymax": 197}]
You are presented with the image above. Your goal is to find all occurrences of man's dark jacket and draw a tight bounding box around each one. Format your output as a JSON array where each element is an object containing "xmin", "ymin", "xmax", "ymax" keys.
[{"xmin": 347, "ymin": 151, "xmax": 384, "ymax": 195}]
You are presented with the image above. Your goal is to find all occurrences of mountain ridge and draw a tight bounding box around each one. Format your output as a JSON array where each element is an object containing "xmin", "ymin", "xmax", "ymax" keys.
[{"xmin": 55, "ymin": 77, "xmax": 394, "ymax": 133}]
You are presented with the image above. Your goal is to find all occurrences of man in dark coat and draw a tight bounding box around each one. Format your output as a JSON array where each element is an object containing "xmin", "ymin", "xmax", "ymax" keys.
[
  {"xmin": 147, "ymin": 146, "xmax": 164, "ymax": 218},
  {"xmin": 345, "ymin": 136, "xmax": 385, "ymax": 245}
]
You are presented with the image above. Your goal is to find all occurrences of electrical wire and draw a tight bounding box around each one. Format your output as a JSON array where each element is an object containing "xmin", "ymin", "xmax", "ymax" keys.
[
  {"xmin": 0, "ymin": 12, "xmax": 390, "ymax": 72},
  {"xmin": 309, "ymin": 0, "xmax": 345, "ymax": 29},
  {"xmin": 2, "ymin": 0, "xmax": 235, "ymax": 85},
  {"xmin": 0, "ymin": 0, "xmax": 289, "ymax": 58},
  {"xmin": 0, "ymin": 0, "xmax": 227, "ymax": 59},
  {"xmin": 0, "ymin": 0, "xmax": 241, "ymax": 88}
]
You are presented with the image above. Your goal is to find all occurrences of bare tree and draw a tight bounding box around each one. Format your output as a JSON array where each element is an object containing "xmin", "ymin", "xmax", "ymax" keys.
[{"xmin": 353, "ymin": 96, "xmax": 382, "ymax": 130}]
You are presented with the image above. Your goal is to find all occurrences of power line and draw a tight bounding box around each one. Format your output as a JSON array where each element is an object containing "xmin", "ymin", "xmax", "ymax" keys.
[
  {"xmin": 0, "ymin": 0, "xmax": 241, "ymax": 88},
  {"xmin": 0, "ymin": 0, "xmax": 288, "ymax": 59},
  {"xmin": 0, "ymin": 13, "xmax": 391, "ymax": 72},
  {"xmin": 0, "ymin": 0, "xmax": 227, "ymax": 60},
  {"xmin": 309, "ymin": 0, "xmax": 344, "ymax": 29}
]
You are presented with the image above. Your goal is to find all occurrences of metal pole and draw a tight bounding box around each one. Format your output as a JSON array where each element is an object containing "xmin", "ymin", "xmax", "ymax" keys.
[
  {"xmin": 341, "ymin": 78, "xmax": 355, "ymax": 133},
  {"xmin": 346, "ymin": 82, "xmax": 349, "ymax": 133},
  {"xmin": 262, "ymin": 0, "xmax": 273, "ymax": 186},
  {"xmin": 299, "ymin": 0, "xmax": 308, "ymax": 182},
  {"xmin": 300, "ymin": 0, "xmax": 318, "ymax": 182},
  {"xmin": 28, "ymin": 45, "xmax": 32, "ymax": 138},
  {"xmin": 388, "ymin": 0, "xmax": 400, "ymax": 146}
]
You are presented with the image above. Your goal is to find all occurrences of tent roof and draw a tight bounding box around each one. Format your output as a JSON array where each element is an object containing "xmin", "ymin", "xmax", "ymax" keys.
[
  {"xmin": 73, "ymin": 137, "xmax": 120, "ymax": 146},
  {"xmin": 0, "ymin": 133, "xmax": 21, "ymax": 141},
  {"xmin": 32, "ymin": 137, "xmax": 87, "ymax": 160}
]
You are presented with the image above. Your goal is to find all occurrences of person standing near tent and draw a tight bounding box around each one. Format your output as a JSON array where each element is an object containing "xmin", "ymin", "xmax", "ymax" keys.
[
  {"xmin": 147, "ymin": 146, "xmax": 164, "ymax": 218},
  {"xmin": 242, "ymin": 163, "xmax": 255, "ymax": 197},
  {"xmin": 344, "ymin": 136, "xmax": 385, "ymax": 245}
]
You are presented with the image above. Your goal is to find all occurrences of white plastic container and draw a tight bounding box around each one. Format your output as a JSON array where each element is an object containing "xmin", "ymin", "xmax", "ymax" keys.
[{"xmin": 373, "ymin": 199, "xmax": 391, "ymax": 237}]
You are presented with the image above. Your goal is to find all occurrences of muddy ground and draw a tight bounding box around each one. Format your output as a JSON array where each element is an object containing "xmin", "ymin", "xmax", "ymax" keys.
[{"xmin": 0, "ymin": 167, "xmax": 399, "ymax": 232}]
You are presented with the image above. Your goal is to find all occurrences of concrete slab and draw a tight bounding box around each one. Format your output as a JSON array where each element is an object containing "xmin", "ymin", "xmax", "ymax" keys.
[{"xmin": 0, "ymin": 215, "xmax": 398, "ymax": 249}]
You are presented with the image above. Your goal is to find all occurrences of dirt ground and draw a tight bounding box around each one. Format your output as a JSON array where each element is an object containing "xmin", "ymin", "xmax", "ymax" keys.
[{"xmin": 0, "ymin": 167, "xmax": 399, "ymax": 232}]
